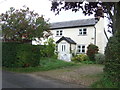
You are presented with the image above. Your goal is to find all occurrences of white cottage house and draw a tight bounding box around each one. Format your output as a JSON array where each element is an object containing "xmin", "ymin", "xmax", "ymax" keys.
[
  {"xmin": 49, "ymin": 17, "xmax": 107, "ymax": 61},
  {"xmin": 32, "ymin": 17, "xmax": 107, "ymax": 62}
]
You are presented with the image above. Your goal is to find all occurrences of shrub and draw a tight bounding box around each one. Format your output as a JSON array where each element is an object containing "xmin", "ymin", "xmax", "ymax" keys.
[
  {"xmin": 72, "ymin": 54, "xmax": 89, "ymax": 62},
  {"xmin": 91, "ymin": 75, "xmax": 118, "ymax": 88},
  {"xmin": 104, "ymin": 36, "xmax": 120, "ymax": 87},
  {"xmin": 86, "ymin": 44, "xmax": 99, "ymax": 61},
  {"xmin": 40, "ymin": 38, "xmax": 57, "ymax": 58},
  {"xmin": 2, "ymin": 42, "xmax": 40, "ymax": 68},
  {"xmin": 95, "ymin": 53, "xmax": 105, "ymax": 64}
]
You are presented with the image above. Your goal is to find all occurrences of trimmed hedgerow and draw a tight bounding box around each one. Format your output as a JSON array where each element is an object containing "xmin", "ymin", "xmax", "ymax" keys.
[
  {"xmin": 2, "ymin": 42, "xmax": 19, "ymax": 67},
  {"xmin": 104, "ymin": 36, "xmax": 120, "ymax": 87},
  {"xmin": 2, "ymin": 42, "xmax": 40, "ymax": 68}
]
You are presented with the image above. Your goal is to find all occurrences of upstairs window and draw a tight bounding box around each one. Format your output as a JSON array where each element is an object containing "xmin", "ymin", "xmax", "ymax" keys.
[
  {"xmin": 77, "ymin": 45, "xmax": 85, "ymax": 53},
  {"xmin": 79, "ymin": 28, "xmax": 87, "ymax": 35},
  {"xmin": 56, "ymin": 30, "xmax": 63, "ymax": 36}
]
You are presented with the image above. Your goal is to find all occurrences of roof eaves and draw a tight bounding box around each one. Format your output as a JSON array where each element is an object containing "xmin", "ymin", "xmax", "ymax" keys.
[{"xmin": 50, "ymin": 24, "xmax": 95, "ymax": 30}]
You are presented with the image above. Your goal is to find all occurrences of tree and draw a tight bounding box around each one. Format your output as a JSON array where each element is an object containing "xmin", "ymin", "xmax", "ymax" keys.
[
  {"xmin": 51, "ymin": 1, "xmax": 120, "ymax": 35},
  {"xmin": 1, "ymin": 6, "xmax": 51, "ymax": 43}
]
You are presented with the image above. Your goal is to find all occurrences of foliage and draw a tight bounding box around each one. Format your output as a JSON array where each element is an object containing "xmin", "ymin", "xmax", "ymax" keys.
[
  {"xmin": 91, "ymin": 74, "xmax": 118, "ymax": 88},
  {"xmin": 95, "ymin": 53, "xmax": 105, "ymax": 64},
  {"xmin": 72, "ymin": 54, "xmax": 89, "ymax": 62},
  {"xmin": 2, "ymin": 42, "xmax": 40, "ymax": 68},
  {"xmin": 51, "ymin": 1, "xmax": 120, "ymax": 35},
  {"xmin": 40, "ymin": 57, "xmax": 75, "ymax": 71},
  {"xmin": 1, "ymin": 6, "xmax": 51, "ymax": 42},
  {"xmin": 2, "ymin": 42, "xmax": 18, "ymax": 67},
  {"xmin": 104, "ymin": 36, "xmax": 120, "ymax": 87},
  {"xmin": 86, "ymin": 44, "xmax": 99, "ymax": 61},
  {"xmin": 3, "ymin": 57, "xmax": 75, "ymax": 72},
  {"xmin": 40, "ymin": 38, "xmax": 57, "ymax": 58},
  {"xmin": 81, "ymin": 60, "xmax": 95, "ymax": 64}
]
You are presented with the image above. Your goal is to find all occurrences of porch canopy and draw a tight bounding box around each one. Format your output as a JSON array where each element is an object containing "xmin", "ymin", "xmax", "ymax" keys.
[{"xmin": 56, "ymin": 36, "xmax": 76, "ymax": 44}]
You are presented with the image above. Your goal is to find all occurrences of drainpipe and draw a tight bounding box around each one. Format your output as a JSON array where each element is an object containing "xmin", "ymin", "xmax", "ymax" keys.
[
  {"xmin": 94, "ymin": 26, "xmax": 96, "ymax": 45},
  {"xmin": 104, "ymin": 28, "xmax": 109, "ymax": 41}
]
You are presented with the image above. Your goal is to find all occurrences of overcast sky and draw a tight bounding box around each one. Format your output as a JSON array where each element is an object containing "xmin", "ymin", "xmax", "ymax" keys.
[{"xmin": 0, "ymin": 0, "xmax": 94, "ymax": 23}]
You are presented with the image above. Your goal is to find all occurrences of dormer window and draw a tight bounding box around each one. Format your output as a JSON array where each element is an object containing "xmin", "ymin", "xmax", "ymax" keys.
[
  {"xmin": 56, "ymin": 30, "xmax": 63, "ymax": 36},
  {"xmin": 79, "ymin": 28, "xmax": 87, "ymax": 35}
]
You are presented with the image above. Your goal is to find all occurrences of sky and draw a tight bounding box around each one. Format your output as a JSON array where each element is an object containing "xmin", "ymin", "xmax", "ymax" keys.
[
  {"xmin": 0, "ymin": 0, "xmax": 94, "ymax": 23},
  {"xmin": 0, "ymin": 0, "xmax": 112, "ymax": 37}
]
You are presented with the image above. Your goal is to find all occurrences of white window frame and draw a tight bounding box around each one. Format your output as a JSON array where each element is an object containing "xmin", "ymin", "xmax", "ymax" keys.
[
  {"xmin": 77, "ymin": 45, "xmax": 85, "ymax": 54},
  {"xmin": 79, "ymin": 28, "xmax": 87, "ymax": 36},
  {"xmin": 56, "ymin": 30, "xmax": 63, "ymax": 36}
]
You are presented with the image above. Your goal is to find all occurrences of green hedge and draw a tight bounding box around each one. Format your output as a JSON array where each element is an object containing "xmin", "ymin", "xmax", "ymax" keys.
[
  {"xmin": 2, "ymin": 42, "xmax": 40, "ymax": 68},
  {"xmin": 104, "ymin": 36, "xmax": 120, "ymax": 87}
]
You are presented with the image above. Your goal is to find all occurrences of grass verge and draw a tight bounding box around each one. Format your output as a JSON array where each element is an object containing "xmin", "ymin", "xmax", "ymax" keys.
[
  {"xmin": 3, "ymin": 57, "xmax": 76, "ymax": 73},
  {"xmin": 91, "ymin": 74, "xmax": 118, "ymax": 88}
]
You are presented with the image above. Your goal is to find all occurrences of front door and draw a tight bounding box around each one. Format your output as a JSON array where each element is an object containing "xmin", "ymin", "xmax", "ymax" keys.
[{"xmin": 60, "ymin": 44, "xmax": 70, "ymax": 61}]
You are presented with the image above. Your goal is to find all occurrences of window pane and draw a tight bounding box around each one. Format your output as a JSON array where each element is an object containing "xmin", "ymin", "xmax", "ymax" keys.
[
  {"xmin": 60, "ymin": 30, "xmax": 62, "ymax": 32},
  {"xmin": 82, "ymin": 46, "xmax": 85, "ymax": 48},
  {"xmin": 82, "ymin": 45, "xmax": 85, "ymax": 53},
  {"xmin": 83, "ymin": 29, "xmax": 87, "ymax": 35},
  {"xmin": 77, "ymin": 45, "xmax": 81, "ymax": 53},
  {"xmin": 60, "ymin": 30, "xmax": 62, "ymax": 35},
  {"xmin": 83, "ymin": 28, "xmax": 86, "ymax": 31},
  {"xmin": 79, "ymin": 32, "xmax": 82, "ymax": 35},
  {"xmin": 64, "ymin": 45, "xmax": 66, "ymax": 51},
  {"xmin": 77, "ymin": 49, "xmax": 80, "ymax": 53},
  {"xmin": 79, "ymin": 29, "xmax": 82, "ymax": 35},
  {"xmin": 79, "ymin": 29, "xmax": 82, "ymax": 31},
  {"xmin": 62, "ymin": 45, "xmax": 63, "ymax": 51},
  {"xmin": 83, "ymin": 32, "xmax": 86, "ymax": 35},
  {"xmin": 82, "ymin": 50, "xmax": 85, "ymax": 53},
  {"xmin": 78, "ymin": 46, "xmax": 81, "ymax": 48},
  {"xmin": 56, "ymin": 31, "xmax": 59, "ymax": 35}
]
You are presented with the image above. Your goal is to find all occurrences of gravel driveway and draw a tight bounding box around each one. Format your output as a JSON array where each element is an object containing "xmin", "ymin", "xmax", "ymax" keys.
[{"xmin": 30, "ymin": 64, "xmax": 104, "ymax": 87}]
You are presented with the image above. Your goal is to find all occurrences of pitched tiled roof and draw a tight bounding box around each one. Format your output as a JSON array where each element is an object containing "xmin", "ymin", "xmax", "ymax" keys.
[
  {"xmin": 50, "ymin": 18, "xmax": 96, "ymax": 29},
  {"xmin": 56, "ymin": 36, "xmax": 76, "ymax": 44}
]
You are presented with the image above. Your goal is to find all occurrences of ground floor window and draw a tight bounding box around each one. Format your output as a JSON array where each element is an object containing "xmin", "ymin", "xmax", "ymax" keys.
[{"xmin": 77, "ymin": 45, "xmax": 85, "ymax": 53}]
